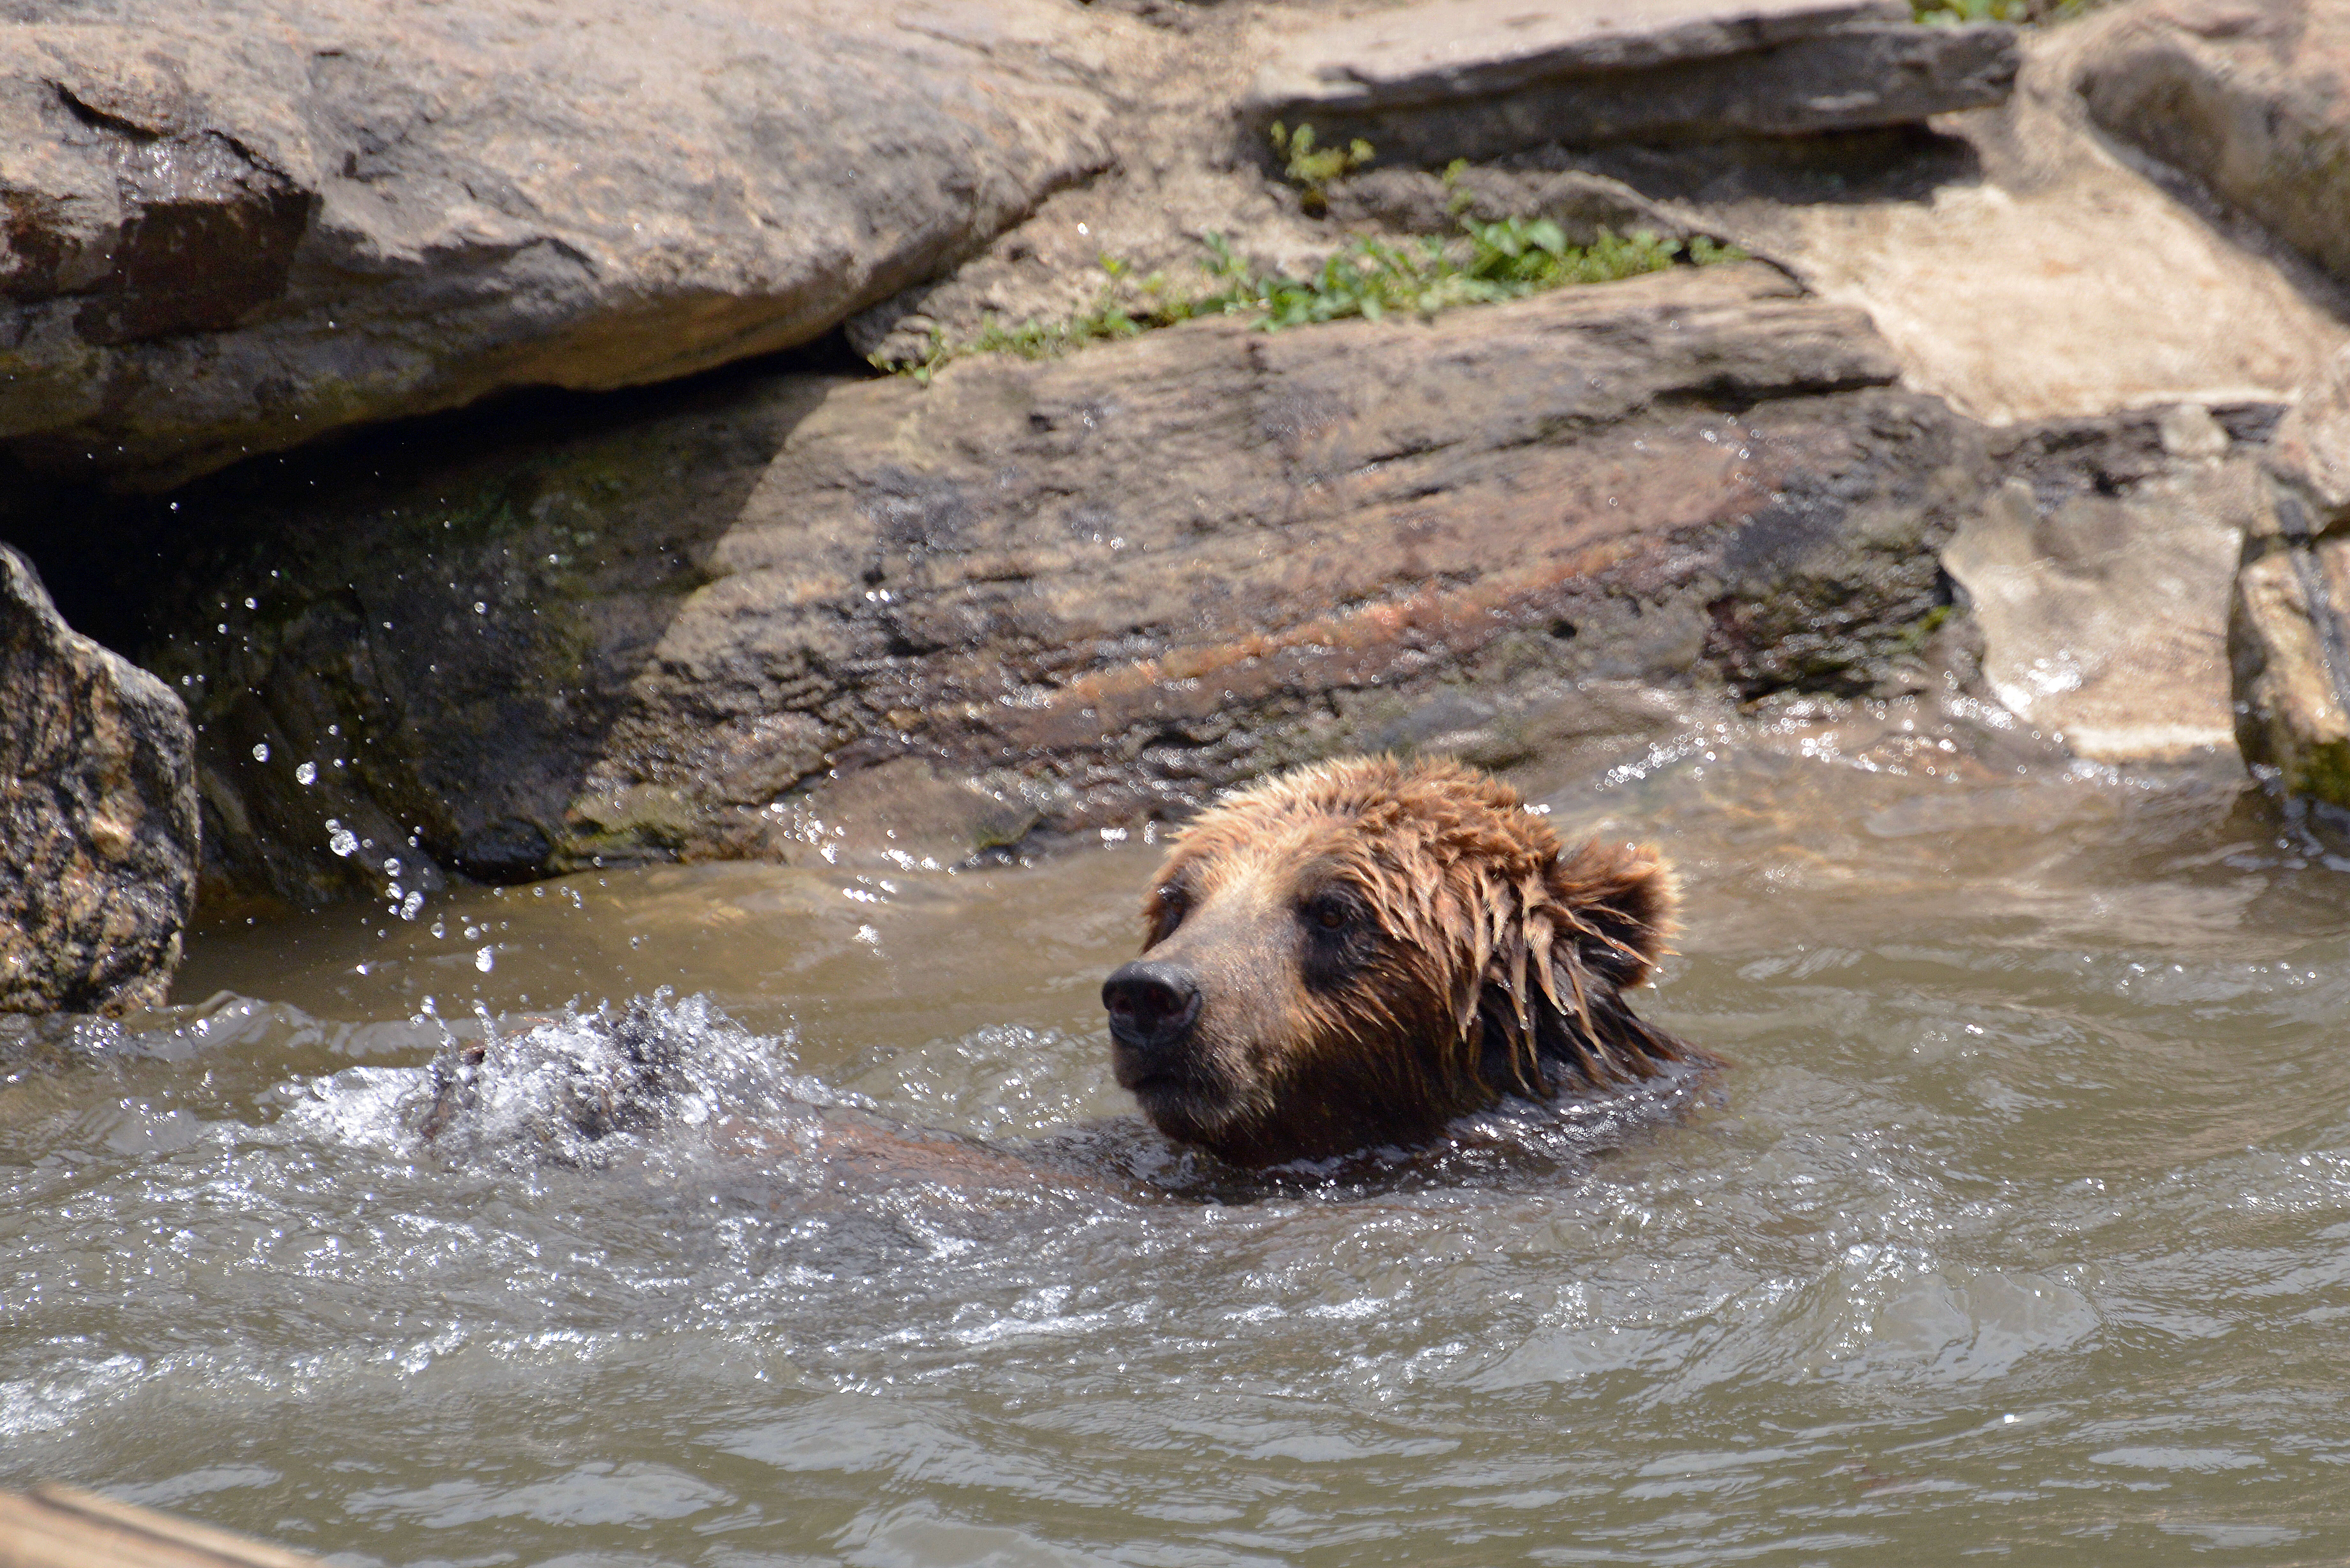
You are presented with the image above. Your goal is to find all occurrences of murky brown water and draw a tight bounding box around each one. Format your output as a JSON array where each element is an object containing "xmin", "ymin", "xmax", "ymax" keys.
[{"xmin": 8, "ymin": 709, "xmax": 2350, "ymax": 1565}]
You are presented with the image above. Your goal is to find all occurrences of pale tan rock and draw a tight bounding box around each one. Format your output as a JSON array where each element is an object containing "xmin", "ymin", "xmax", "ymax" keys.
[
  {"xmin": 2079, "ymin": 0, "xmax": 2350, "ymax": 287},
  {"xmin": 1713, "ymin": 19, "xmax": 2350, "ymax": 425},
  {"xmin": 2264, "ymin": 345, "xmax": 2350, "ymax": 524}
]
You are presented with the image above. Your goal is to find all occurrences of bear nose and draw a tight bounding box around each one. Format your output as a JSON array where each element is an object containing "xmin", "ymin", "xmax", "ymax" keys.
[{"xmin": 1102, "ymin": 960, "xmax": 1202, "ymax": 1051}]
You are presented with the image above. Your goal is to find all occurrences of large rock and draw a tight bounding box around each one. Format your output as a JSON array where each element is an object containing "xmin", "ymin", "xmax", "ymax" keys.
[
  {"xmin": 1940, "ymin": 404, "xmax": 2267, "ymax": 762},
  {"xmin": 122, "ymin": 263, "xmax": 1995, "ymax": 902},
  {"xmin": 0, "ymin": 545, "xmax": 197, "ymax": 1015},
  {"xmin": 1241, "ymin": 0, "xmax": 2018, "ymax": 165},
  {"xmin": 2077, "ymin": 0, "xmax": 2350, "ymax": 289},
  {"xmin": 0, "ymin": 0, "xmax": 1121, "ymax": 490}
]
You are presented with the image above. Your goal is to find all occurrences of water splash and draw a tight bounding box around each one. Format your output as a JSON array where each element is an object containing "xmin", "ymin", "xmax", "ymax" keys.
[{"xmin": 283, "ymin": 991, "xmax": 845, "ymax": 1171}]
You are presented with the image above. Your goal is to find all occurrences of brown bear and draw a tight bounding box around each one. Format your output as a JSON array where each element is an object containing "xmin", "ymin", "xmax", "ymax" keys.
[{"xmin": 1101, "ymin": 756, "xmax": 1699, "ymax": 1167}]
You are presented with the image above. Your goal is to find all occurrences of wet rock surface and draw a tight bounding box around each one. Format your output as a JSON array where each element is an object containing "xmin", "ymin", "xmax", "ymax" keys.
[
  {"xmin": 1941, "ymin": 404, "xmax": 2272, "ymax": 762},
  {"xmin": 98, "ymin": 263, "xmax": 1999, "ymax": 902},
  {"xmin": 0, "ymin": 0, "xmax": 1124, "ymax": 490},
  {"xmin": 0, "ymin": 544, "xmax": 197, "ymax": 1014},
  {"xmin": 2234, "ymin": 351, "xmax": 2350, "ymax": 808},
  {"xmin": 2234, "ymin": 531, "xmax": 2350, "ymax": 807}
]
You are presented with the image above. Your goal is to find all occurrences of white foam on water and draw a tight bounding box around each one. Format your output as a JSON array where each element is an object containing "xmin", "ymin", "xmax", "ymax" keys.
[{"xmin": 278, "ymin": 991, "xmax": 850, "ymax": 1170}]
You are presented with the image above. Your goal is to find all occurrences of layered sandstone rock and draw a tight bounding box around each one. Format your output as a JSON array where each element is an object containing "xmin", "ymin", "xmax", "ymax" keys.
[
  {"xmin": 0, "ymin": 0, "xmax": 1122, "ymax": 490},
  {"xmin": 0, "ymin": 545, "xmax": 197, "ymax": 1015},
  {"xmin": 1240, "ymin": 0, "xmax": 2019, "ymax": 165},
  {"xmin": 128, "ymin": 263, "xmax": 1992, "ymax": 902},
  {"xmin": 2078, "ymin": 0, "xmax": 2350, "ymax": 289}
]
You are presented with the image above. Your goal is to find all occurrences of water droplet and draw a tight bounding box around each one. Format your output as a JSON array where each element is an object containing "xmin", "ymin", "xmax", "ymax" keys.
[
  {"xmin": 475, "ymin": 946, "xmax": 495, "ymax": 972},
  {"xmin": 251, "ymin": 743, "xmax": 269, "ymax": 762},
  {"xmin": 329, "ymin": 826, "xmax": 359, "ymax": 858},
  {"xmin": 296, "ymin": 762, "xmax": 317, "ymax": 785}
]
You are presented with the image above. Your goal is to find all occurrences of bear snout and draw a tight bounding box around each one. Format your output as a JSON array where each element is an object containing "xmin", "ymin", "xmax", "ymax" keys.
[{"xmin": 1102, "ymin": 959, "xmax": 1203, "ymax": 1059}]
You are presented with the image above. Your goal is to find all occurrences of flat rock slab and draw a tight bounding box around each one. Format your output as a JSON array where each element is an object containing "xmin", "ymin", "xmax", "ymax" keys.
[
  {"xmin": 0, "ymin": 545, "xmax": 197, "ymax": 1014},
  {"xmin": 0, "ymin": 0, "xmax": 1123, "ymax": 489},
  {"xmin": 1242, "ymin": 0, "xmax": 2017, "ymax": 163},
  {"xmin": 127, "ymin": 264, "xmax": 1994, "ymax": 900},
  {"xmin": 2078, "ymin": 0, "xmax": 2350, "ymax": 289}
]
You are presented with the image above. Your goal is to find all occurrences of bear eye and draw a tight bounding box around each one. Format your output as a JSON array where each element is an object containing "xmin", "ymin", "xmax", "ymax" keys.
[
  {"xmin": 1150, "ymin": 884, "xmax": 1189, "ymax": 939},
  {"xmin": 1304, "ymin": 893, "xmax": 1357, "ymax": 933}
]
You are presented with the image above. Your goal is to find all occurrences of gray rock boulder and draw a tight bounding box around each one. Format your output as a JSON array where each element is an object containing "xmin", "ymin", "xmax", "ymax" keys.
[
  {"xmin": 0, "ymin": 544, "xmax": 197, "ymax": 1015},
  {"xmin": 132, "ymin": 262, "xmax": 1995, "ymax": 901},
  {"xmin": 1242, "ymin": 0, "xmax": 2018, "ymax": 166},
  {"xmin": 2078, "ymin": 0, "xmax": 2350, "ymax": 290},
  {"xmin": 0, "ymin": 0, "xmax": 1122, "ymax": 490}
]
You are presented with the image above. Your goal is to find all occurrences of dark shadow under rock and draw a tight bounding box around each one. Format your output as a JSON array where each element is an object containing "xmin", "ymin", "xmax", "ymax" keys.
[{"xmin": 16, "ymin": 360, "xmax": 830, "ymax": 910}]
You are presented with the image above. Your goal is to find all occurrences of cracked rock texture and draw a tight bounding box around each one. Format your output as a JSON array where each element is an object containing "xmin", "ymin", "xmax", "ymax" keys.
[
  {"xmin": 117, "ymin": 263, "xmax": 1989, "ymax": 904},
  {"xmin": 0, "ymin": 0, "xmax": 1125, "ymax": 489},
  {"xmin": 0, "ymin": 544, "xmax": 197, "ymax": 1014}
]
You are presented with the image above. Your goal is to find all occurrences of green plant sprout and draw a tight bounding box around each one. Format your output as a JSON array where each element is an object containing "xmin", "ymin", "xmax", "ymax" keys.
[
  {"xmin": 1912, "ymin": 0, "xmax": 2103, "ymax": 22},
  {"xmin": 886, "ymin": 221, "xmax": 1749, "ymax": 381},
  {"xmin": 1269, "ymin": 121, "xmax": 1375, "ymax": 214}
]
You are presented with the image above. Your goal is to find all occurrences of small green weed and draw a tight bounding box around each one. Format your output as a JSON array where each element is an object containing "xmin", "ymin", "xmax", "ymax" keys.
[
  {"xmin": 886, "ymin": 222, "xmax": 1747, "ymax": 381},
  {"xmin": 1269, "ymin": 121, "xmax": 1375, "ymax": 214},
  {"xmin": 1912, "ymin": 0, "xmax": 2103, "ymax": 21}
]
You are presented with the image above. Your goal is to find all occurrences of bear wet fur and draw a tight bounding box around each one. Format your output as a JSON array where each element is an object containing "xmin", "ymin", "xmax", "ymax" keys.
[{"xmin": 1102, "ymin": 756, "xmax": 1699, "ymax": 1166}]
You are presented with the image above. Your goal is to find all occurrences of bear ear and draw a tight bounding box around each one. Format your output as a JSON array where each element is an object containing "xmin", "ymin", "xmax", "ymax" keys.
[{"xmin": 1545, "ymin": 838, "xmax": 1678, "ymax": 991}]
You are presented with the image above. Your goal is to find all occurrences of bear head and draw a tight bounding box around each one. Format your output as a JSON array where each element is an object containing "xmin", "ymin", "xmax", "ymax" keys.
[{"xmin": 1101, "ymin": 756, "xmax": 1693, "ymax": 1166}]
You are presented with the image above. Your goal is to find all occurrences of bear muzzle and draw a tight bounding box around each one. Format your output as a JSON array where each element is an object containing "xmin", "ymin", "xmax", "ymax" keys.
[
  {"xmin": 1106, "ymin": 958, "xmax": 1246, "ymax": 1132},
  {"xmin": 1103, "ymin": 959, "xmax": 1202, "ymax": 1059}
]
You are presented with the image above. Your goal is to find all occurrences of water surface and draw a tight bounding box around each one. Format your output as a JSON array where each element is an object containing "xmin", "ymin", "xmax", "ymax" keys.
[{"xmin": 7, "ymin": 716, "xmax": 2350, "ymax": 1565}]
